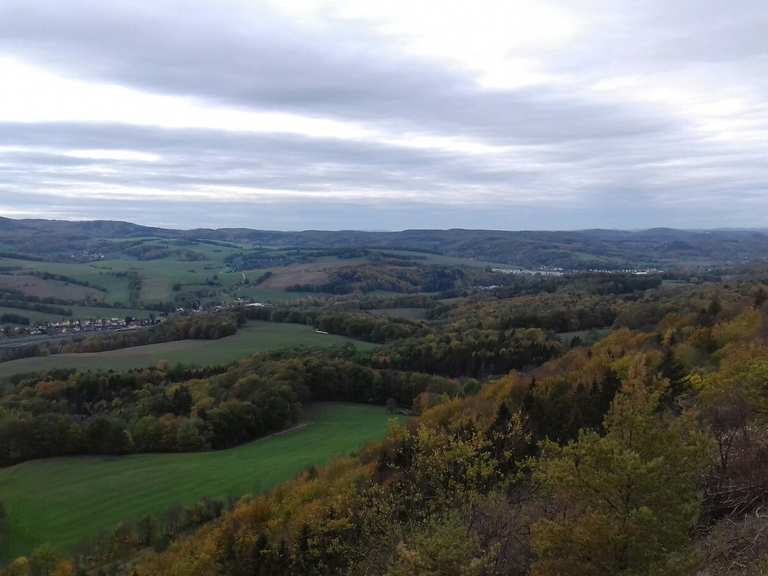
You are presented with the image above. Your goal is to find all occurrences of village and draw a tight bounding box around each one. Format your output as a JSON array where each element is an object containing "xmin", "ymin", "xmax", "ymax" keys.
[
  {"xmin": 0, "ymin": 299, "xmax": 271, "ymax": 345},
  {"xmin": 0, "ymin": 315, "xmax": 164, "ymax": 342}
]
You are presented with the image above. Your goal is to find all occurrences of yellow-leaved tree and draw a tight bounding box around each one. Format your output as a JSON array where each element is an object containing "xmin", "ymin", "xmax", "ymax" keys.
[
  {"xmin": 386, "ymin": 513, "xmax": 496, "ymax": 576},
  {"xmin": 531, "ymin": 362, "xmax": 711, "ymax": 576}
]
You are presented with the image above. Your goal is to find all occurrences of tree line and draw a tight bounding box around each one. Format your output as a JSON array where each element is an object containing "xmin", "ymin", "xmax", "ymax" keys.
[
  {"xmin": 0, "ymin": 348, "xmax": 468, "ymax": 466},
  {"xmin": 240, "ymin": 305, "xmax": 427, "ymax": 343}
]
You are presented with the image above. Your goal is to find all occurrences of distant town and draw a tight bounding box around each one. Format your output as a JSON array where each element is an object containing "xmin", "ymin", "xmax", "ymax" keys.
[{"xmin": 0, "ymin": 300, "xmax": 272, "ymax": 349}]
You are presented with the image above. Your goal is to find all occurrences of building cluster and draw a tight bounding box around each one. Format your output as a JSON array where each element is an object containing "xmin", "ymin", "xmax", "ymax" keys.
[
  {"xmin": 1, "ymin": 316, "xmax": 162, "ymax": 340},
  {"xmin": 0, "ymin": 298, "xmax": 269, "ymax": 343},
  {"xmin": 491, "ymin": 267, "xmax": 661, "ymax": 276}
]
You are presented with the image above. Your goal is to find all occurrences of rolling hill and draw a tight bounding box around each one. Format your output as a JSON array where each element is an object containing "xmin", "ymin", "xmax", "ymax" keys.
[{"xmin": 1, "ymin": 218, "xmax": 768, "ymax": 269}]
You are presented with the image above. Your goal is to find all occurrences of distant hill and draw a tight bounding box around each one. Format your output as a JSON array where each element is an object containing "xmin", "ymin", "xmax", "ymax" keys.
[{"xmin": 0, "ymin": 217, "xmax": 766, "ymax": 269}]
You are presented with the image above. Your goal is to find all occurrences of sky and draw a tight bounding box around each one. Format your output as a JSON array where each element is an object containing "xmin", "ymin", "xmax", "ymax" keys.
[{"xmin": 0, "ymin": 0, "xmax": 766, "ymax": 231}]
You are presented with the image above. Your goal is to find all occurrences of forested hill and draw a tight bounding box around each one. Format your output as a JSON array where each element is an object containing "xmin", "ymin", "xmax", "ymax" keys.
[{"xmin": 2, "ymin": 217, "xmax": 768, "ymax": 269}]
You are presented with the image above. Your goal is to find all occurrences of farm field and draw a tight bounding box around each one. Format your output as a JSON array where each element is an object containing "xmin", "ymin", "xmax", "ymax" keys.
[
  {"xmin": 373, "ymin": 249, "xmax": 508, "ymax": 268},
  {"xmin": 0, "ymin": 403, "xmax": 400, "ymax": 562},
  {"xmin": 0, "ymin": 321, "xmax": 376, "ymax": 380},
  {"xmin": 231, "ymin": 286, "xmax": 329, "ymax": 302},
  {"xmin": 0, "ymin": 259, "xmax": 135, "ymax": 305},
  {"xmin": 0, "ymin": 247, "xmax": 501, "ymax": 313},
  {"xmin": 0, "ymin": 252, "xmax": 235, "ymax": 306},
  {"xmin": 255, "ymin": 258, "xmax": 364, "ymax": 290},
  {"xmin": 0, "ymin": 250, "xmax": 334, "ymax": 307},
  {"xmin": 73, "ymin": 258, "xmax": 228, "ymax": 305},
  {"xmin": 0, "ymin": 274, "xmax": 104, "ymax": 302}
]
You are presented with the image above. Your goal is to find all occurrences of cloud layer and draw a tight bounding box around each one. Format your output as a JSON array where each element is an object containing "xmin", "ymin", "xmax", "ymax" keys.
[{"xmin": 0, "ymin": 0, "xmax": 766, "ymax": 229}]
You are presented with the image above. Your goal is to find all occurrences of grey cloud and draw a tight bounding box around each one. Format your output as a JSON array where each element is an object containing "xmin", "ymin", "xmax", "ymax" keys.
[
  {"xmin": 0, "ymin": 122, "xmax": 549, "ymax": 201},
  {"xmin": 2, "ymin": 114, "xmax": 766, "ymax": 228},
  {"xmin": 0, "ymin": 0, "xmax": 678, "ymax": 143},
  {"xmin": 0, "ymin": 0, "xmax": 766, "ymax": 229}
]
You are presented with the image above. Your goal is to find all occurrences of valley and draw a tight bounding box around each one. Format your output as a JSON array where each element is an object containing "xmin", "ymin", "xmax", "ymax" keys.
[{"xmin": 1, "ymin": 219, "xmax": 767, "ymax": 575}]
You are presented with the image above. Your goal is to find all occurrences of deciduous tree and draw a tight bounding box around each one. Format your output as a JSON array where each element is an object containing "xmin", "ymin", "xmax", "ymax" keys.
[{"xmin": 531, "ymin": 367, "xmax": 711, "ymax": 576}]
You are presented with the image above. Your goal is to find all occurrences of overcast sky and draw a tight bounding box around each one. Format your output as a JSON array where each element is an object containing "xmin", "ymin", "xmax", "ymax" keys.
[{"xmin": 0, "ymin": 0, "xmax": 766, "ymax": 230}]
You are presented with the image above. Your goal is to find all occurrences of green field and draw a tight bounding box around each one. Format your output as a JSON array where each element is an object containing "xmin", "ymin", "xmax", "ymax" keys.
[
  {"xmin": 0, "ymin": 259, "xmax": 136, "ymax": 305},
  {"xmin": 0, "ymin": 322, "xmax": 376, "ymax": 380},
  {"xmin": 0, "ymin": 403, "xmax": 398, "ymax": 562},
  {"xmin": 0, "ymin": 246, "xmax": 238, "ymax": 306},
  {"xmin": 0, "ymin": 250, "xmax": 328, "ymax": 308},
  {"xmin": 0, "ymin": 247, "xmax": 501, "ymax": 313},
  {"xmin": 231, "ymin": 286, "xmax": 329, "ymax": 302}
]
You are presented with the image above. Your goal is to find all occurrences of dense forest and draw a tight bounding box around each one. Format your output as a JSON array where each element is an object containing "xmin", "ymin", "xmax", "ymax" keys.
[
  {"xmin": 286, "ymin": 263, "xmax": 470, "ymax": 294},
  {"xmin": 122, "ymin": 281, "xmax": 768, "ymax": 575},
  {"xmin": 0, "ymin": 350, "xmax": 463, "ymax": 465}
]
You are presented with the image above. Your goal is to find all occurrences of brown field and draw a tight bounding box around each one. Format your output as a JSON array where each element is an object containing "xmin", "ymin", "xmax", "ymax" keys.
[
  {"xmin": 0, "ymin": 274, "xmax": 104, "ymax": 302},
  {"xmin": 258, "ymin": 262, "xmax": 336, "ymax": 289}
]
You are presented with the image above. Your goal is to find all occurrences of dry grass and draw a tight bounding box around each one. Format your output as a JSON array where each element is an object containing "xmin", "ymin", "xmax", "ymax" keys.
[
  {"xmin": 0, "ymin": 274, "xmax": 104, "ymax": 302},
  {"xmin": 259, "ymin": 262, "xmax": 336, "ymax": 289}
]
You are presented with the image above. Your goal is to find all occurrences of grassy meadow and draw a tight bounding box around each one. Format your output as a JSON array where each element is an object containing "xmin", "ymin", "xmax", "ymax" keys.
[
  {"xmin": 0, "ymin": 403, "xmax": 399, "ymax": 562},
  {"xmin": 0, "ymin": 321, "xmax": 376, "ymax": 380},
  {"xmin": 0, "ymin": 245, "xmax": 495, "ymax": 314},
  {"xmin": 0, "ymin": 247, "xmax": 327, "ymax": 309},
  {"xmin": 0, "ymin": 243, "xmax": 239, "ymax": 306}
]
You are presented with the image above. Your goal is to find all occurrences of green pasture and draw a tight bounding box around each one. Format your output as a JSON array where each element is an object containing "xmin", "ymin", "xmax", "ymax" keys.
[
  {"xmin": 231, "ymin": 286, "xmax": 329, "ymax": 302},
  {"xmin": 0, "ymin": 252, "xmax": 234, "ymax": 306},
  {"xmin": 0, "ymin": 403, "xmax": 398, "ymax": 562},
  {"xmin": 0, "ymin": 321, "xmax": 375, "ymax": 380}
]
